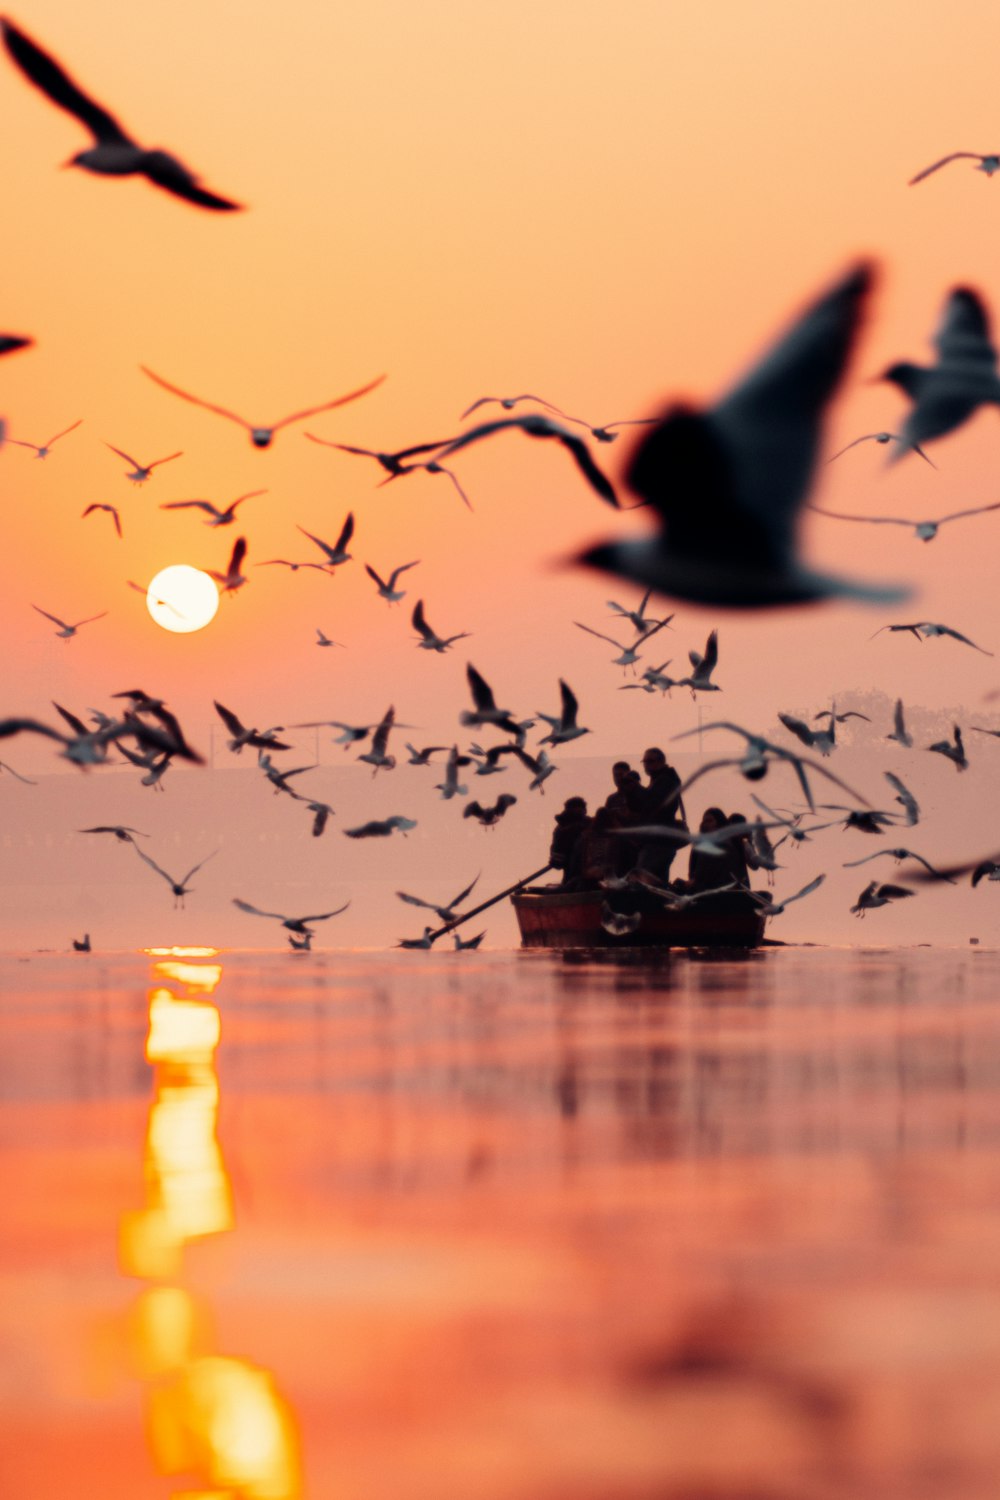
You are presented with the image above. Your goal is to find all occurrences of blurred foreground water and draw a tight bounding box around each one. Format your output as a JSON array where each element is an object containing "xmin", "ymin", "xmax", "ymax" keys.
[{"xmin": 3, "ymin": 944, "xmax": 1000, "ymax": 1498}]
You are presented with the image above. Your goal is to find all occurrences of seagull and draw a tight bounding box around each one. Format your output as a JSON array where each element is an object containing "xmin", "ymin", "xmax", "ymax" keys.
[
  {"xmin": 127, "ymin": 579, "xmax": 186, "ymax": 620},
  {"xmin": 884, "ymin": 771, "xmax": 919, "ymax": 826},
  {"xmin": 886, "ymin": 699, "xmax": 913, "ymax": 748},
  {"xmin": 233, "ymin": 898, "xmax": 350, "ymax": 936},
  {"xmin": 79, "ymin": 825, "xmax": 148, "ymax": 843},
  {"xmin": 777, "ymin": 709, "xmax": 837, "ymax": 756},
  {"xmin": 463, "ymin": 794, "xmax": 517, "ymax": 827},
  {"xmin": 431, "ymin": 414, "xmax": 620, "ymax": 508},
  {"xmin": 843, "ymin": 848, "xmax": 956, "ymax": 882},
  {"xmin": 606, "ymin": 590, "xmax": 672, "ymax": 635},
  {"xmin": 871, "ymin": 621, "xmax": 993, "ymax": 654},
  {"xmin": 364, "ymin": 560, "xmax": 419, "ymax": 603},
  {"xmin": 404, "ymin": 743, "xmax": 447, "ymax": 765},
  {"xmin": 0, "ymin": 713, "xmax": 135, "ymax": 768},
  {"xmin": 142, "ymin": 367, "xmax": 385, "ymax": 447},
  {"xmin": 928, "ymin": 724, "xmax": 968, "ymax": 770},
  {"xmin": 973, "ymin": 862, "xmax": 1000, "ymax": 886},
  {"xmin": 574, "ymin": 614, "xmax": 671, "ymax": 671},
  {"xmin": 104, "ymin": 443, "xmax": 181, "ymax": 484},
  {"xmin": 578, "ymin": 262, "xmax": 908, "ymax": 606},
  {"xmin": 412, "ymin": 599, "xmax": 471, "ymax": 653},
  {"xmin": 298, "ymin": 514, "xmax": 354, "ymax": 569},
  {"xmin": 678, "ymin": 629, "xmax": 721, "ymax": 694},
  {"xmin": 255, "ymin": 558, "xmax": 329, "ymax": 574},
  {"xmin": 72, "ymin": 933, "xmax": 91, "ymax": 952},
  {"xmin": 814, "ymin": 708, "xmax": 870, "ymax": 724},
  {"xmin": 134, "ymin": 846, "xmax": 218, "ymax": 907},
  {"xmin": 81, "ymin": 503, "xmax": 121, "ymax": 537},
  {"xmin": 7, "ymin": 418, "xmax": 81, "ymax": 458},
  {"xmin": 909, "ymin": 152, "xmax": 1000, "ymax": 185},
  {"xmin": 380, "ymin": 458, "xmax": 474, "ymax": 512},
  {"xmin": 31, "ymin": 604, "xmax": 107, "ymax": 639},
  {"xmin": 288, "ymin": 931, "xmax": 313, "ymax": 951},
  {"xmin": 159, "ymin": 490, "xmax": 265, "ymax": 527},
  {"xmin": 257, "ymin": 753, "xmax": 315, "ymax": 796},
  {"xmin": 293, "ymin": 719, "xmax": 371, "ymax": 748},
  {"xmin": 459, "ymin": 664, "xmax": 524, "ymax": 738},
  {"xmin": 0, "ymin": 760, "xmax": 35, "ymax": 784},
  {"xmin": 460, "ymin": 394, "xmax": 656, "ymax": 443},
  {"xmin": 670, "ymin": 721, "xmax": 871, "ymax": 811},
  {"xmin": 511, "ymin": 744, "xmax": 557, "ymax": 792},
  {"xmin": 620, "ymin": 661, "xmax": 677, "ymax": 695},
  {"xmin": 303, "ymin": 432, "xmax": 452, "ymax": 477},
  {"xmin": 397, "ymin": 927, "xmax": 437, "ymax": 949},
  {"xmin": 296, "ymin": 799, "xmax": 336, "ymax": 837},
  {"xmin": 850, "ymin": 881, "xmax": 915, "ymax": 916},
  {"xmin": 809, "ymin": 500, "xmax": 1000, "ymax": 542},
  {"xmin": 208, "ymin": 536, "xmax": 249, "ymax": 595},
  {"xmin": 213, "ymin": 701, "xmax": 290, "ymax": 755},
  {"xmin": 880, "ymin": 287, "xmax": 1000, "ymax": 461},
  {"xmin": 343, "ymin": 816, "xmax": 416, "ymax": 838},
  {"xmin": 118, "ymin": 742, "xmax": 171, "ymax": 790},
  {"xmin": 747, "ymin": 874, "xmax": 826, "ymax": 917},
  {"xmin": 467, "ymin": 742, "xmax": 516, "ymax": 776},
  {"xmin": 356, "ymin": 705, "xmax": 401, "ymax": 774},
  {"xmin": 537, "ymin": 680, "xmax": 590, "ymax": 747},
  {"xmin": 817, "ymin": 804, "xmax": 898, "ymax": 834},
  {"xmin": 396, "ymin": 874, "xmax": 479, "ymax": 924},
  {"xmin": 0, "ymin": 18, "xmax": 241, "ymax": 210},
  {"xmin": 434, "ymin": 745, "xmax": 472, "ymax": 799},
  {"xmin": 315, "ymin": 629, "xmax": 344, "ymax": 648},
  {"xmin": 826, "ymin": 432, "xmax": 935, "ymax": 465},
  {"xmin": 452, "ymin": 930, "xmax": 485, "ymax": 950}
]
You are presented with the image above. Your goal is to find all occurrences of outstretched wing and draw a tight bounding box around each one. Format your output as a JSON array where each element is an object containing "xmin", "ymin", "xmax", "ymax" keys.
[
  {"xmin": 909, "ymin": 152, "xmax": 982, "ymax": 185},
  {"xmin": 181, "ymin": 850, "xmax": 219, "ymax": 885},
  {"xmin": 140, "ymin": 367, "xmax": 250, "ymax": 429},
  {"xmin": 1, "ymin": 19, "xmax": 131, "ymax": 144},
  {"xmin": 32, "ymin": 605, "xmax": 68, "ymax": 629},
  {"xmin": 134, "ymin": 846, "xmax": 174, "ymax": 886},
  {"xmin": 213, "ymin": 701, "xmax": 245, "ymax": 738},
  {"xmin": 271, "ymin": 377, "xmax": 386, "ymax": 432},
  {"xmin": 233, "ymin": 897, "xmax": 288, "ymax": 921}
]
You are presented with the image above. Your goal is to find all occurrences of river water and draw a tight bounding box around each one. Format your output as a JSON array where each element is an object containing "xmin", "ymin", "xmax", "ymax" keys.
[{"xmin": 3, "ymin": 944, "xmax": 1000, "ymax": 1498}]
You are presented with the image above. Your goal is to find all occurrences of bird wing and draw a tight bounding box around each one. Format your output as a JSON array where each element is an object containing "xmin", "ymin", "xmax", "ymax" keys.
[
  {"xmin": 73, "ymin": 612, "xmax": 108, "ymax": 628},
  {"xmin": 782, "ymin": 874, "xmax": 826, "ymax": 906},
  {"xmin": 558, "ymin": 679, "xmax": 579, "ymax": 726},
  {"xmin": 842, "ymin": 850, "xmax": 892, "ymax": 868},
  {"xmin": 364, "ymin": 563, "xmax": 388, "ymax": 590},
  {"xmin": 448, "ymin": 874, "xmax": 480, "ymax": 908},
  {"xmin": 6, "ymin": 438, "xmax": 40, "ymax": 451},
  {"xmin": 777, "ymin": 713, "xmax": 815, "ymax": 747},
  {"xmin": 51, "ymin": 701, "xmax": 89, "ymax": 735},
  {"xmin": 214, "ymin": 701, "xmax": 245, "ymax": 738},
  {"xmin": 297, "ymin": 524, "xmax": 333, "ymax": 561},
  {"xmin": 0, "ymin": 717, "xmax": 66, "ymax": 744},
  {"xmin": 104, "ymin": 441, "xmax": 140, "ymax": 467},
  {"xmin": 435, "ymin": 464, "xmax": 473, "ymax": 511},
  {"xmin": 181, "ymin": 850, "xmax": 218, "ymax": 885},
  {"xmin": 939, "ymin": 501, "xmax": 1000, "ymax": 524},
  {"xmin": 463, "ymin": 802, "xmax": 485, "ymax": 819},
  {"xmin": 412, "ymin": 599, "xmax": 431, "ymax": 639},
  {"xmin": 701, "ymin": 629, "xmax": 718, "ymax": 672},
  {"xmin": 435, "ymin": 416, "xmax": 619, "ymax": 507},
  {"xmin": 466, "ymin": 663, "xmax": 496, "ymax": 712},
  {"xmin": 32, "ymin": 605, "xmax": 69, "ymax": 629},
  {"xmin": 386, "ymin": 560, "xmax": 420, "ymax": 589},
  {"xmin": 134, "ymin": 846, "xmax": 174, "ymax": 886},
  {"xmin": 940, "ymin": 625, "xmax": 993, "ymax": 654},
  {"xmin": 233, "ymin": 898, "xmax": 289, "ymax": 921},
  {"xmin": 147, "ymin": 452, "xmax": 183, "ymax": 470},
  {"xmin": 574, "ymin": 621, "xmax": 623, "ymax": 649},
  {"xmin": 139, "ymin": 367, "xmax": 250, "ymax": 429},
  {"xmin": 298, "ymin": 903, "xmax": 350, "ymax": 923},
  {"xmin": 825, "ymin": 434, "xmax": 882, "ymax": 461},
  {"xmin": 0, "ymin": 19, "xmax": 132, "ymax": 143},
  {"xmin": 334, "ymin": 512, "xmax": 355, "ymax": 553},
  {"xmin": 397, "ymin": 891, "xmax": 435, "ymax": 911},
  {"xmin": 809, "ymin": 505, "xmax": 914, "ymax": 526},
  {"xmin": 228, "ymin": 536, "xmax": 247, "ymax": 574},
  {"xmin": 933, "ymin": 287, "xmax": 997, "ymax": 372},
  {"xmin": 140, "ymin": 153, "xmax": 241, "ymax": 212},
  {"xmin": 270, "ymin": 377, "xmax": 386, "ymax": 432},
  {"xmin": 908, "ymin": 152, "xmax": 983, "ymax": 184},
  {"xmin": 46, "ymin": 419, "xmax": 83, "ymax": 447},
  {"xmin": 161, "ymin": 500, "xmax": 216, "ymax": 515}
]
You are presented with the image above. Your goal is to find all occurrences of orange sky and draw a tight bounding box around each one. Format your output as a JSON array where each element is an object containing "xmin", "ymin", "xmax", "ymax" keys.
[{"xmin": 4, "ymin": 1, "xmax": 1000, "ymax": 942}]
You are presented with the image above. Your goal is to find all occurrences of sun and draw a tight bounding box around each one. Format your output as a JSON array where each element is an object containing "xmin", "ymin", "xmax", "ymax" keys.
[{"xmin": 146, "ymin": 565, "xmax": 220, "ymax": 634}]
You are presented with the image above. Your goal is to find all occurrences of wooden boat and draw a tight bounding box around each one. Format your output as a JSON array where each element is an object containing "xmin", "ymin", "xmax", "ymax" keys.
[{"xmin": 511, "ymin": 885, "xmax": 767, "ymax": 949}]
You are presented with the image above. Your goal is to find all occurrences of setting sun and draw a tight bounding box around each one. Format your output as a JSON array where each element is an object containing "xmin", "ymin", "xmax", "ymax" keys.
[{"xmin": 146, "ymin": 565, "xmax": 219, "ymax": 634}]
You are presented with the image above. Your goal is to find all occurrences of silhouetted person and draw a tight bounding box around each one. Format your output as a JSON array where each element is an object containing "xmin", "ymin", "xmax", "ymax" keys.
[
  {"xmin": 549, "ymin": 796, "xmax": 589, "ymax": 883},
  {"xmin": 567, "ymin": 805, "xmax": 621, "ymax": 888},
  {"xmin": 634, "ymin": 746, "xmax": 686, "ymax": 879}
]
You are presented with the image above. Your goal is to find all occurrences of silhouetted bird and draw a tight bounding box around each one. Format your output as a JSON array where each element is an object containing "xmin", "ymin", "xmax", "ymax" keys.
[
  {"xmin": 141, "ymin": 367, "xmax": 385, "ymax": 447},
  {"xmin": 881, "ymin": 287, "xmax": 1000, "ymax": 461}
]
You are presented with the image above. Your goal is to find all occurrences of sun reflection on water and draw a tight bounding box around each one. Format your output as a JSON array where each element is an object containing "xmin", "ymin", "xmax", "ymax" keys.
[{"xmin": 119, "ymin": 954, "xmax": 301, "ymax": 1498}]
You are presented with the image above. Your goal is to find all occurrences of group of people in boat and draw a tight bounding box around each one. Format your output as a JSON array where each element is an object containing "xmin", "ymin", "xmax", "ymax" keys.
[{"xmin": 548, "ymin": 746, "xmax": 754, "ymax": 894}]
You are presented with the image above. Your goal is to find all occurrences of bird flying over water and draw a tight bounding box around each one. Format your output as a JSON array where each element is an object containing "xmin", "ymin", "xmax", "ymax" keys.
[
  {"xmin": 579, "ymin": 262, "xmax": 909, "ymax": 606},
  {"xmin": 396, "ymin": 875, "xmax": 479, "ymax": 924},
  {"xmin": 463, "ymin": 794, "xmax": 517, "ymax": 827},
  {"xmin": 31, "ymin": 604, "xmax": 107, "ymax": 639},
  {"xmin": 298, "ymin": 514, "xmax": 354, "ymax": 569},
  {"xmin": 880, "ymin": 287, "xmax": 1000, "ymax": 461},
  {"xmin": 134, "ymin": 846, "xmax": 218, "ymax": 907},
  {"xmin": 81, "ymin": 503, "xmax": 121, "ymax": 538},
  {"xmin": 160, "ymin": 491, "xmax": 265, "ymax": 527},
  {"xmin": 0, "ymin": 18, "xmax": 242, "ymax": 210},
  {"xmin": 574, "ymin": 615, "xmax": 671, "ymax": 671},
  {"xmin": 606, "ymin": 589, "xmax": 671, "ymax": 635},
  {"xmin": 79, "ymin": 824, "xmax": 148, "ymax": 843},
  {"xmin": 214, "ymin": 701, "xmax": 289, "ymax": 755},
  {"xmin": 909, "ymin": 152, "xmax": 1000, "ymax": 185},
  {"xmin": 850, "ymin": 881, "xmax": 915, "ymax": 916},
  {"xmin": 843, "ymin": 848, "xmax": 955, "ymax": 882},
  {"xmin": 233, "ymin": 898, "xmax": 350, "ymax": 935},
  {"xmin": 7, "ymin": 418, "xmax": 81, "ymax": 458},
  {"xmin": 537, "ymin": 680, "xmax": 589, "ymax": 746},
  {"xmin": 104, "ymin": 443, "xmax": 181, "ymax": 484},
  {"xmin": 810, "ymin": 500, "xmax": 1000, "ymax": 541},
  {"xmin": 141, "ymin": 367, "xmax": 385, "ymax": 447},
  {"xmin": 412, "ymin": 599, "xmax": 470, "ymax": 653}
]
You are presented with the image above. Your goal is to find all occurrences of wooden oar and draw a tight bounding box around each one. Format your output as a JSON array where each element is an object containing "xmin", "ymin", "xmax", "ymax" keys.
[{"xmin": 427, "ymin": 864, "xmax": 553, "ymax": 943}]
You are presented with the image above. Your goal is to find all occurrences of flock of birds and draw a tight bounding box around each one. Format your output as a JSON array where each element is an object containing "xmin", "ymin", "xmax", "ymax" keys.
[{"xmin": 2, "ymin": 15, "xmax": 1000, "ymax": 947}]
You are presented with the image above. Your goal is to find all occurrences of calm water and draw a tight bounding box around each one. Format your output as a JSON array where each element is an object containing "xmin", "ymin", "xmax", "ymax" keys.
[{"xmin": 3, "ymin": 944, "xmax": 1000, "ymax": 1498}]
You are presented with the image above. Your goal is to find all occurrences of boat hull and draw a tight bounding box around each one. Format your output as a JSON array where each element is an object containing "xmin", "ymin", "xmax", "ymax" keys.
[{"xmin": 512, "ymin": 888, "xmax": 767, "ymax": 949}]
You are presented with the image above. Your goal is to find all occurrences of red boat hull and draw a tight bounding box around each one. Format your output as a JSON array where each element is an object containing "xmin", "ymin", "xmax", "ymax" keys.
[{"xmin": 511, "ymin": 888, "xmax": 767, "ymax": 949}]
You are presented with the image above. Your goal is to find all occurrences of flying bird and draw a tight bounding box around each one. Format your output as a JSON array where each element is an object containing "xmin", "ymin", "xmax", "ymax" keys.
[
  {"xmin": 537, "ymin": 680, "xmax": 590, "ymax": 746},
  {"xmin": 747, "ymin": 874, "xmax": 826, "ymax": 918},
  {"xmin": 777, "ymin": 710, "xmax": 838, "ymax": 756},
  {"xmin": 233, "ymin": 898, "xmax": 350, "ymax": 936},
  {"xmin": 104, "ymin": 443, "xmax": 181, "ymax": 484},
  {"xmin": 7, "ymin": 418, "xmax": 81, "ymax": 458},
  {"xmin": 909, "ymin": 152, "xmax": 1000, "ymax": 185},
  {"xmin": 871, "ymin": 621, "xmax": 993, "ymax": 654},
  {"xmin": 141, "ymin": 367, "xmax": 385, "ymax": 448},
  {"xmin": 213, "ymin": 701, "xmax": 289, "ymax": 755},
  {"xmin": 0, "ymin": 18, "xmax": 242, "ymax": 210},
  {"xmin": 431, "ymin": 414, "xmax": 620, "ymax": 508},
  {"xmin": 574, "ymin": 614, "xmax": 671, "ymax": 671},
  {"xmin": 678, "ymin": 629, "xmax": 722, "ymax": 694},
  {"xmin": 357, "ymin": 705, "xmax": 402, "ymax": 774},
  {"xmin": 850, "ymin": 881, "xmax": 915, "ymax": 916},
  {"xmin": 880, "ymin": 287, "xmax": 1000, "ymax": 461},
  {"xmin": 928, "ymin": 724, "xmax": 968, "ymax": 770},
  {"xmin": 884, "ymin": 771, "xmax": 919, "ymax": 826},
  {"xmin": 0, "ymin": 760, "xmax": 36, "ymax": 784},
  {"xmin": 160, "ymin": 490, "xmax": 265, "ymax": 527},
  {"xmin": 343, "ymin": 816, "xmax": 416, "ymax": 838},
  {"xmin": 809, "ymin": 500, "xmax": 1000, "ymax": 542},
  {"xmin": 459, "ymin": 664, "xmax": 524, "ymax": 738},
  {"xmin": 463, "ymin": 795, "xmax": 517, "ymax": 827},
  {"xmin": 31, "ymin": 604, "xmax": 107, "ymax": 639},
  {"xmin": 606, "ymin": 589, "xmax": 672, "ymax": 635},
  {"xmin": 396, "ymin": 875, "xmax": 479, "ymax": 924},
  {"xmin": 886, "ymin": 699, "xmax": 913, "ymax": 748},
  {"xmin": 134, "ymin": 846, "xmax": 218, "ymax": 907},
  {"xmin": 79, "ymin": 824, "xmax": 148, "ymax": 843},
  {"xmin": 364, "ymin": 560, "xmax": 419, "ymax": 603},
  {"xmin": 843, "ymin": 848, "xmax": 955, "ymax": 882},
  {"xmin": 670, "ymin": 721, "xmax": 872, "ymax": 811},
  {"xmin": 315, "ymin": 629, "xmax": 344, "ymax": 648},
  {"xmin": 826, "ymin": 431, "xmax": 934, "ymax": 465},
  {"xmin": 209, "ymin": 536, "xmax": 249, "ymax": 595},
  {"xmin": 81, "ymin": 503, "xmax": 121, "ymax": 537},
  {"xmin": 434, "ymin": 744, "xmax": 472, "ymax": 799},
  {"xmin": 294, "ymin": 798, "xmax": 336, "ymax": 837},
  {"xmin": 297, "ymin": 514, "xmax": 354, "ymax": 569},
  {"xmin": 405, "ymin": 743, "xmax": 447, "ymax": 765},
  {"xmin": 412, "ymin": 599, "xmax": 471, "ymax": 653},
  {"xmin": 460, "ymin": 394, "xmax": 656, "ymax": 442},
  {"xmin": 578, "ymin": 262, "xmax": 909, "ymax": 606}
]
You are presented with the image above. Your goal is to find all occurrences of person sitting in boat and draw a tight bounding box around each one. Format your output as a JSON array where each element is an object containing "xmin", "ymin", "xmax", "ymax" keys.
[
  {"xmin": 605, "ymin": 763, "xmax": 643, "ymax": 823},
  {"xmin": 549, "ymin": 796, "xmax": 590, "ymax": 883},
  {"xmin": 566, "ymin": 804, "xmax": 622, "ymax": 888},
  {"xmin": 723, "ymin": 811, "xmax": 753, "ymax": 887},
  {"xmin": 633, "ymin": 747, "xmax": 686, "ymax": 880}
]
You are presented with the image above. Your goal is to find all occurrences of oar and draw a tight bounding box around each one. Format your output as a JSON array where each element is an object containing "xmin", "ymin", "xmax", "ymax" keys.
[{"xmin": 427, "ymin": 864, "xmax": 553, "ymax": 943}]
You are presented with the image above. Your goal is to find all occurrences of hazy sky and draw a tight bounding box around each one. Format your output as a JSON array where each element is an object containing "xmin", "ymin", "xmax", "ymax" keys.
[{"xmin": 3, "ymin": 1, "xmax": 1000, "ymax": 944}]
